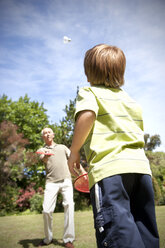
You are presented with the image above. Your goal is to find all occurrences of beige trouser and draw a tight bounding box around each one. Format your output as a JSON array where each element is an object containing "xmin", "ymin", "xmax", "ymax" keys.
[{"xmin": 42, "ymin": 179, "xmax": 75, "ymax": 244}]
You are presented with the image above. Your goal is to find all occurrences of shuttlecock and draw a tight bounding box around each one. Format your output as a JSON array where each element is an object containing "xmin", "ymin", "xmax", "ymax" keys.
[{"xmin": 63, "ymin": 36, "xmax": 71, "ymax": 43}]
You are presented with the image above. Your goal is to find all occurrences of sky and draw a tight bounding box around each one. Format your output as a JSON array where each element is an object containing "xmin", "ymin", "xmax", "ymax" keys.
[{"xmin": 0, "ymin": 0, "xmax": 165, "ymax": 151}]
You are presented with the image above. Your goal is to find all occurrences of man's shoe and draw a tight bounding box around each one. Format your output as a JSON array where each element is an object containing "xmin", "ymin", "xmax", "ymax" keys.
[
  {"xmin": 38, "ymin": 239, "xmax": 53, "ymax": 246},
  {"xmin": 64, "ymin": 242, "xmax": 74, "ymax": 248}
]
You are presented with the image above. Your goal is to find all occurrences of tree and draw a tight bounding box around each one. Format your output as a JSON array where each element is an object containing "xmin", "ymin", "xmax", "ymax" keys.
[
  {"xmin": 0, "ymin": 121, "xmax": 29, "ymax": 214},
  {"xmin": 0, "ymin": 94, "xmax": 49, "ymax": 150},
  {"xmin": 0, "ymin": 120, "xmax": 43, "ymax": 188},
  {"xmin": 0, "ymin": 94, "xmax": 49, "ymax": 193},
  {"xmin": 0, "ymin": 120, "xmax": 45, "ymax": 214},
  {"xmin": 146, "ymin": 151, "xmax": 165, "ymax": 205},
  {"xmin": 144, "ymin": 134, "xmax": 161, "ymax": 151},
  {"xmin": 0, "ymin": 121, "xmax": 29, "ymax": 191},
  {"xmin": 51, "ymin": 99, "xmax": 76, "ymax": 147}
]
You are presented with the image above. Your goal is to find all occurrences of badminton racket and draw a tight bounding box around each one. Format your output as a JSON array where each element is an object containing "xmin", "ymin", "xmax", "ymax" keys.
[{"xmin": 74, "ymin": 173, "xmax": 90, "ymax": 193}]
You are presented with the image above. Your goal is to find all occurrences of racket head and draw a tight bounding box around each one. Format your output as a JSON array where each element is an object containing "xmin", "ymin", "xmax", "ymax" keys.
[
  {"xmin": 74, "ymin": 173, "xmax": 90, "ymax": 193},
  {"xmin": 36, "ymin": 151, "xmax": 54, "ymax": 156}
]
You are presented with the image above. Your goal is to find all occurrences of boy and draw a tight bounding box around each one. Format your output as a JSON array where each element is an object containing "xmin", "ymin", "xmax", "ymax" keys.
[{"xmin": 68, "ymin": 44, "xmax": 159, "ymax": 248}]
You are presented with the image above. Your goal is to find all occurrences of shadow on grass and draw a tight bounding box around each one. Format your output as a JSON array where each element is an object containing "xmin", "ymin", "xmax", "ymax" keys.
[{"xmin": 18, "ymin": 238, "xmax": 65, "ymax": 247}]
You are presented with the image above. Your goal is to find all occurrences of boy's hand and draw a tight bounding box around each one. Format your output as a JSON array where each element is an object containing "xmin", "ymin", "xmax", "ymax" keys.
[{"xmin": 68, "ymin": 151, "xmax": 80, "ymax": 177}]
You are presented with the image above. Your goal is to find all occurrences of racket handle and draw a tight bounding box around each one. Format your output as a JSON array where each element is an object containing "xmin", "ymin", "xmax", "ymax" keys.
[{"xmin": 75, "ymin": 163, "xmax": 79, "ymax": 169}]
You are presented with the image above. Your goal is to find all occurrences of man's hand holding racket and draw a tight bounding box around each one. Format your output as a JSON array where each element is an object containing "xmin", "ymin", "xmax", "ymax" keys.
[{"xmin": 36, "ymin": 149, "xmax": 54, "ymax": 164}]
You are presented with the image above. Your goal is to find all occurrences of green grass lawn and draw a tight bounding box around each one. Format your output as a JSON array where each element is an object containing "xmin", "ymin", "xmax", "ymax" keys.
[{"xmin": 0, "ymin": 206, "xmax": 164, "ymax": 248}]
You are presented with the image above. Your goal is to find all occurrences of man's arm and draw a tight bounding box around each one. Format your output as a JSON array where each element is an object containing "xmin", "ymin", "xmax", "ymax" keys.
[
  {"xmin": 36, "ymin": 148, "xmax": 50, "ymax": 164},
  {"xmin": 68, "ymin": 110, "xmax": 96, "ymax": 177}
]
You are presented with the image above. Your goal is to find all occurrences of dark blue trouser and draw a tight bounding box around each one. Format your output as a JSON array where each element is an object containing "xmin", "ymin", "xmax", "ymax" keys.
[{"xmin": 90, "ymin": 174, "xmax": 159, "ymax": 248}]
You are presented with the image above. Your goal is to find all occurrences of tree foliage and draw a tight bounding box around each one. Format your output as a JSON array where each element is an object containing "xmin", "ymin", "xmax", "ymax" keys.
[
  {"xmin": 0, "ymin": 121, "xmax": 32, "ymax": 214},
  {"xmin": 50, "ymin": 98, "xmax": 76, "ymax": 148},
  {"xmin": 0, "ymin": 94, "xmax": 49, "ymax": 150},
  {"xmin": 144, "ymin": 134, "xmax": 161, "ymax": 151},
  {"xmin": 146, "ymin": 151, "xmax": 165, "ymax": 205},
  {"xmin": 0, "ymin": 121, "xmax": 29, "ymax": 191},
  {"xmin": 16, "ymin": 183, "xmax": 43, "ymax": 212}
]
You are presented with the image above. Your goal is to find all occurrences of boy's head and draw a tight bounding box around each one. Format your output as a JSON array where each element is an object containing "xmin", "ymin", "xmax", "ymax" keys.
[{"xmin": 84, "ymin": 44, "xmax": 126, "ymax": 88}]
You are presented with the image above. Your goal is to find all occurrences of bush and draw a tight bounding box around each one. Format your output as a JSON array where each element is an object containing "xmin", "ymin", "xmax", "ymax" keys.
[
  {"xmin": 16, "ymin": 184, "xmax": 36, "ymax": 211},
  {"xmin": 30, "ymin": 193, "xmax": 44, "ymax": 213},
  {"xmin": 0, "ymin": 185, "xmax": 19, "ymax": 216},
  {"xmin": 16, "ymin": 183, "xmax": 44, "ymax": 212},
  {"xmin": 146, "ymin": 151, "xmax": 165, "ymax": 205},
  {"xmin": 74, "ymin": 190, "xmax": 91, "ymax": 211},
  {"xmin": 152, "ymin": 177, "xmax": 162, "ymax": 205}
]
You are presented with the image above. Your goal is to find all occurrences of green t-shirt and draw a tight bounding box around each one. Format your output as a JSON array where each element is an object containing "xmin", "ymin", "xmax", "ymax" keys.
[{"xmin": 75, "ymin": 85, "xmax": 151, "ymax": 189}]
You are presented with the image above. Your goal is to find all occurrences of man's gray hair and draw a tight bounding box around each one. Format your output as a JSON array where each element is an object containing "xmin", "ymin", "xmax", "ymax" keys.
[{"xmin": 41, "ymin": 127, "xmax": 53, "ymax": 136}]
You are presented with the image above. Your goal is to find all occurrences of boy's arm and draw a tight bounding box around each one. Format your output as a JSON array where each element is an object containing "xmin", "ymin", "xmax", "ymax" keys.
[{"xmin": 68, "ymin": 110, "xmax": 96, "ymax": 177}]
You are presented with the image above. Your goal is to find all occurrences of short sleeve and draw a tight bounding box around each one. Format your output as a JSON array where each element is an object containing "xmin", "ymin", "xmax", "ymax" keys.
[
  {"xmin": 75, "ymin": 87, "xmax": 99, "ymax": 120},
  {"xmin": 64, "ymin": 146, "xmax": 70, "ymax": 158}
]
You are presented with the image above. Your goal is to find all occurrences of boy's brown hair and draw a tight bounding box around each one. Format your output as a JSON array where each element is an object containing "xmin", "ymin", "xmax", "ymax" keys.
[{"xmin": 84, "ymin": 44, "xmax": 126, "ymax": 88}]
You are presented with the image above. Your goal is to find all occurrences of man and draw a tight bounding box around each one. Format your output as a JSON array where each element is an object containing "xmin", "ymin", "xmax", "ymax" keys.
[{"xmin": 37, "ymin": 127, "xmax": 75, "ymax": 248}]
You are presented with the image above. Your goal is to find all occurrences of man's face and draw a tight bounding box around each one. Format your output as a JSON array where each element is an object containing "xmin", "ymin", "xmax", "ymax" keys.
[{"xmin": 42, "ymin": 128, "xmax": 54, "ymax": 144}]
